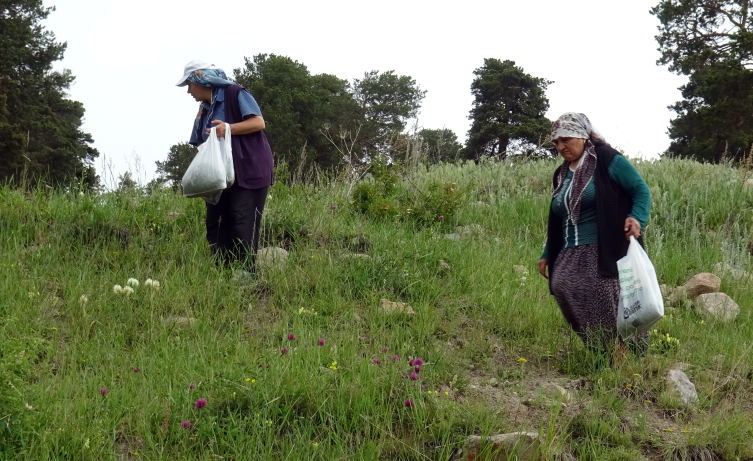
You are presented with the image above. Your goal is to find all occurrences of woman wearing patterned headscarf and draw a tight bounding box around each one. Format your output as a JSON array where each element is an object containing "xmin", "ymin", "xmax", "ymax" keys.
[
  {"xmin": 538, "ymin": 112, "xmax": 651, "ymax": 360},
  {"xmin": 176, "ymin": 60, "xmax": 274, "ymax": 276}
]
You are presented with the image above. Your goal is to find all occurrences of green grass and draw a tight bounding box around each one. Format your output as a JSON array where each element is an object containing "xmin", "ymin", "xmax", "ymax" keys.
[{"xmin": 1, "ymin": 157, "xmax": 752, "ymax": 460}]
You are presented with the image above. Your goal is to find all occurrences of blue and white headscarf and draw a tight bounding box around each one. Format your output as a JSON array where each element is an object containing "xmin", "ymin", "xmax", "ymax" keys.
[{"xmin": 186, "ymin": 68, "xmax": 235, "ymax": 88}]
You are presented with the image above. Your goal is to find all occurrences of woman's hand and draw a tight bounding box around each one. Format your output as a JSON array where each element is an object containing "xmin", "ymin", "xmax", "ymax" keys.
[
  {"xmin": 624, "ymin": 217, "xmax": 641, "ymax": 241},
  {"xmin": 538, "ymin": 259, "xmax": 549, "ymax": 279},
  {"xmin": 206, "ymin": 120, "xmax": 228, "ymax": 138}
]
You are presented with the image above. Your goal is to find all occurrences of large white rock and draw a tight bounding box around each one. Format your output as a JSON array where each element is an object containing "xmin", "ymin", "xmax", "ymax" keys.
[
  {"xmin": 670, "ymin": 272, "xmax": 721, "ymax": 303},
  {"xmin": 694, "ymin": 292, "xmax": 740, "ymax": 322},
  {"xmin": 665, "ymin": 368, "xmax": 698, "ymax": 407},
  {"xmin": 257, "ymin": 247, "xmax": 289, "ymax": 270},
  {"xmin": 451, "ymin": 432, "xmax": 540, "ymax": 461}
]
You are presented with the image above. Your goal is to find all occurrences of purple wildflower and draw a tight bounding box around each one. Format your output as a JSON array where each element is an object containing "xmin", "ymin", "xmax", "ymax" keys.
[
  {"xmin": 281, "ymin": 348, "xmax": 288, "ymax": 355},
  {"xmin": 371, "ymin": 358, "xmax": 381, "ymax": 365},
  {"xmin": 421, "ymin": 385, "xmax": 425, "ymax": 390},
  {"xmin": 181, "ymin": 420, "xmax": 192, "ymax": 428},
  {"xmin": 134, "ymin": 367, "xmax": 140, "ymax": 372},
  {"xmin": 439, "ymin": 216, "xmax": 444, "ymax": 221},
  {"xmin": 392, "ymin": 355, "xmax": 399, "ymax": 361},
  {"xmin": 287, "ymin": 334, "xmax": 295, "ymax": 340},
  {"xmin": 100, "ymin": 387, "xmax": 107, "ymax": 396},
  {"xmin": 415, "ymin": 358, "xmax": 424, "ymax": 366},
  {"xmin": 194, "ymin": 398, "xmax": 206, "ymax": 409},
  {"xmin": 330, "ymin": 205, "xmax": 336, "ymax": 210},
  {"xmin": 381, "ymin": 348, "xmax": 388, "ymax": 353},
  {"xmin": 189, "ymin": 384, "xmax": 196, "ymax": 390},
  {"xmin": 410, "ymin": 373, "xmax": 419, "ymax": 380},
  {"xmin": 405, "ymin": 398, "xmax": 414, "ymax": 408},
  {"xmin": 664, "ymin": 211, "xmax": 670, "ymax": 218},
  {"xmin": 318, "ymin": 339, "xmax": 325, "ymax": 346},
  {"xmin": 415, "ymin": 365, "xmax": 422, "ymax": 373},
  {"xmin": 409, "ymin": 359, "xmax": 415, "ymax": 366}
]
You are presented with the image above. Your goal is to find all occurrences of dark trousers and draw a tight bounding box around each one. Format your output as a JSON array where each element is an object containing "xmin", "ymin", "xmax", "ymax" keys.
[{"xmin": 205, "ymin": 182, "xmax": 268, "ymax": 271}]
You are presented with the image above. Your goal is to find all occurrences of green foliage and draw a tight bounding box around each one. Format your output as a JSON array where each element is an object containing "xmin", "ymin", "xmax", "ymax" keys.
[
  {"xmin": 234, "ymin": 54, "xmax": 363, "ymax": 172},
  {"xmin": 463, "ymin": 59, "xmax": 554, "ymax": 160},
  {"xmin": 0, "ymin": 158, "xmax": 752, "ymax": 458},
  {"xmin": 353, "ymin": 70, "xmax": 426, "ymax": 155},
  {"xmin": 419, "ymin": 128, "xmax": 463, "ymax": 163},
  {"xmin": 652, "ymin": 0, "xmax": 753, "ymax": 161},
  {"xmin": 155, "ymin": 142, "xmax": 198, "ymax": 188},
  {"xmin": 0, "ymin": 0, "xmax": 99, "ymax": 188}
]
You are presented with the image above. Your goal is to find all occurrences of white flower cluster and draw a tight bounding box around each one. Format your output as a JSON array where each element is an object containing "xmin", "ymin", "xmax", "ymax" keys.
[
  {"xmin": 144, "ymin": 278, "xmax": 160, "ymax": 290},
  {"xmin": 113, "ymin": 277, "xmax": 160, "ymax": 295},
  {"xmin": 113, "ymin": 284, "xmax": 134, "ymax": 295},
  {"xmin": 79, "ymin": 295, "xmax": 89, "ymax": 305}
]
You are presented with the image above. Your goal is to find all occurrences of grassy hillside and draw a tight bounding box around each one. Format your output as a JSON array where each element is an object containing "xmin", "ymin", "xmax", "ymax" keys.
[{"xmin": 1, "ymin": 157, "xmax": 752, "ymax": 460}]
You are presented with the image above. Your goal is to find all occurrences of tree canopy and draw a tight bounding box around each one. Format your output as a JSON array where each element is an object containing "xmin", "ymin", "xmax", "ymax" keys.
[
  {"xmin": 463, "ymin": 59, "xmax": 553, "ymax": 160},
  {"xmin": 0, "ymin": 0, "xmax": 99, "ymax": 187},
  {"xmin": 652, "ymin": 0, "xmax": 753, "ymax": 161},
  {"xmin": 155, "ymin": 142, "xmax": 197, "ymax": 188}
]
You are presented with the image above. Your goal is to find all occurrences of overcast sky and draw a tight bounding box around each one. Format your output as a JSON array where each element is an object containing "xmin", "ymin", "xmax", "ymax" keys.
[{"xmin": 45, "ymin": 0, "xmax": 686, "ymax": 189}]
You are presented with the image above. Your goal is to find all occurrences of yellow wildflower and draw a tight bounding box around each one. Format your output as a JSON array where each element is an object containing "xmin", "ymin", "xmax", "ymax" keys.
[{"xmin": 517, "ymin": 358, "xmax": 527, "ymax": 363}]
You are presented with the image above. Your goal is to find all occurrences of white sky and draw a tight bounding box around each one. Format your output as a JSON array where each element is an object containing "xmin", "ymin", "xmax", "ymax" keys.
[{"xmin": 45, "ymin": 0, "xmax": 685, "ymax": 188}]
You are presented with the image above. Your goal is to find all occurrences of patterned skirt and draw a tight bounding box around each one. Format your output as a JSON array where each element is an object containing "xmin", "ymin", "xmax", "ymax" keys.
[{"xmin": 551, "ymin": 244, "xmax": 647, "ymax": 354}]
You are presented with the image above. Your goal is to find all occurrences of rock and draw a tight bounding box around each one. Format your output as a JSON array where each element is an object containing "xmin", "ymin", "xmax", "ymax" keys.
[
  {"xmin": 665, "ymin": 369, "xmax": 699, "ymax": 407},
  {"xmin": 513, "ymin": 265, "xmax": 529, "ymax": 276},
  {"xmin": 379, "ymin": 298, "xmax": 415, "ymax": 315},
  {"xmin": 488, "ymin": 377, "xmax": 499, "ymax": 387},
  {"xmin": 541, "ymin": 383, "xmax": 571, "ymax": 403},
  {"xmin": 439, "ymin": 260, "xmax": 451, "ymax": 270},
  {"xmin": 670, "ymin": 272, "xmax": 720, "ymax": 303},
  {"xmin": 457, "ymin": 224, "xmax": 484, "ymax": 237},
  {"xmin": 713, "ymin": 262, "xmax": 752, "ymax": 281},
  {"xmin": 257, "ymin": 247, "xmax": 289, "ymax": 270},
  {"xmin": 451, "ymin": 432, "xmax": 540, "ymax": 461},
  {"xmin": 694, "ymin": 293, "xmax": 740, "ymax": 322},
  {"xmin": 162, "ymin": 316, "xmax": 196, "ymax": 329},
  {"xmin": 340, "ymin": 253, "xmax": 371, "ymax": 260}
]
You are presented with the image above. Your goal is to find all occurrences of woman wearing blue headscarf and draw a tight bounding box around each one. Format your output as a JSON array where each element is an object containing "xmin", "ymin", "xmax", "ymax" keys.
[{"xmin": 177, "ymin": 59, "xmax": 274, "ymax": 275}]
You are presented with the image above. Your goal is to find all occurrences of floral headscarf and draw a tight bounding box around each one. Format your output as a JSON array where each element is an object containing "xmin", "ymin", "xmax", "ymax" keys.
[
  {"xmin": 186, "ymin": 68, "xmax": 235, "ymax": 88},
  {"xmin": 551, "ymin": 112, "xmax": 608, "ymax": 224}
]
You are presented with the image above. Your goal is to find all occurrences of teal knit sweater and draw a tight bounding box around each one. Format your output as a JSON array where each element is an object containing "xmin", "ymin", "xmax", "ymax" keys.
[{"xmin": 542, "ymin": 155, "xmax": 650, "ymax": 260}]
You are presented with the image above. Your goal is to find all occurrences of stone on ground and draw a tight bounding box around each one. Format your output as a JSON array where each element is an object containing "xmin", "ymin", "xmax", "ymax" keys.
[
  {"xmin": 541, "ymin": 382, "xmax": 571, "ymax": 403},
  {"xmin": 694, "ymin": 292, "xmax": 740, "ymax": 322},
  {"xmin": 665, "ymin": 368, "xmax": 699, "ymax": 407},
  {"xmin": 670, "ymin": 272, "xmax": 720, "ymax": 304},
  {"xmin": 379, "ymin": 298, "xmax": 415, "ymax": 315},
  {"xmin": 451, "ymin": 432, "xmax": 540, "ymax": 461},
  {"xmin": 257, "ymin": 247, "xmax": 288, "ymax": 270}
]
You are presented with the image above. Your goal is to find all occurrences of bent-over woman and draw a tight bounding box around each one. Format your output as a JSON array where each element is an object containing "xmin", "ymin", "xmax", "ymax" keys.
[
  {"xmin": 176, "ymin": 59, "xmax": 274, "ymax": 272},
  {"xmin": 538, "ymin": 113, "xmax": 651, "ymax": 358}
]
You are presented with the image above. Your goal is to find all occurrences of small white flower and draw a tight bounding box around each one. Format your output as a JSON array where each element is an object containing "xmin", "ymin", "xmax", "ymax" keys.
[
  {"xmin": 25, "ymin": 403, "xmax": 33, "ymax": 410},
  {"xmin": 127, "ymin": 278, "xmax": 139, "ymax": 288},
  {"xmin": 79, "ymin": 295, "xmax": 89, "ymax": 305},
  {"xmin": 144, "ymin": 278, "xmax": 153, "ymax": 287},
  {"xmin": 151, "ymin": 281, "xmax": 160, "ymax": 290},
  {"xmin": 123, "ymin": 286, "xmax": 134, "ymax": 295},
  {"xmin": 113, "ymin": 285, "xmax": 123, "ymax": 294},
  {"xmin": 79, "ymin": 192, "xmax": 84, "ymax": 197}
]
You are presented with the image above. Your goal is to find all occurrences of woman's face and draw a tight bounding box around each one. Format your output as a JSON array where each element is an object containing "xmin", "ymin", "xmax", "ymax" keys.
[
  {"xmin": 553, "ymin": 137, "xmax": 587, "ymax": 162},
  {"xmin": 186, "ymin": 82, "xmax": 211, "ymax": 102}
]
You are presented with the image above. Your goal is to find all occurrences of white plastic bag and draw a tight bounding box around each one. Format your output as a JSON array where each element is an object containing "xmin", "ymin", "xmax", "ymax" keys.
[
  {"xmin": 616, "ymin": 236, "xmax": 664, "ymax": 339},
  {"xmin": 182, "ymin": 124, "xmax": 234, "ymax": 205}
]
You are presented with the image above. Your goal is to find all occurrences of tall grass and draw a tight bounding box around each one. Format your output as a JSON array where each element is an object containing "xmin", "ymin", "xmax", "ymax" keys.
[{"xmin": 0, "ymin": 157, "xmax": 751, "ymax": 460}]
